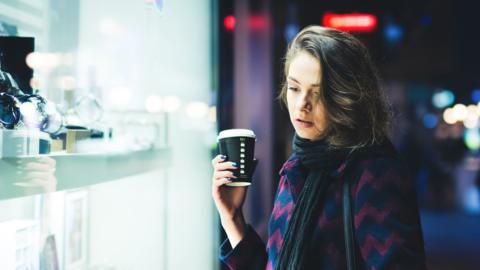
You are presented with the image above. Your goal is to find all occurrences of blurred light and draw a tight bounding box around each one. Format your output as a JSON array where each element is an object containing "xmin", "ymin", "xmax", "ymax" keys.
[
  {"xmin": 464, "ymin": 116, "xmax": 478, "ymax": 129},
  {"xmin": 163, "ymin": 96, "xmax": 181, "ymax": 112},
  {"xmin": 26, "ymin": 52, "xmax": 40, "ymax": 68},
  {"xmin": 47, "ymin": 54, "xmax": 61, "ymax": 68},
  {"xmin": 145, "ymin": 95, "xmax": 163, "ymax": 113},
  {"xmin": 322, "ymin": 13, "xmax": 377, "ymax": 32},
  {"xmin": 108, "ymin": 86, "xmax": 131, "ymax": 107},
  {"xmin": 420, "ymin": 15, "xmax": 432, "ymax": 26},
  {"xmin": 249, "ymin": 15, "xmax": 267, "ymax": 30},
  {"xmin": 185, "ymin": 102, "xmax": 208, "ymax": 119},
  {"xmin": 423, "ymin": 113, "xmax": 438, "ymax": 129},
  {"xmin": 26, "ymin": 52, "xmax": 61, "ymax": 69},
  {"xmin": 464, "ymin": 105, "xmax": 479, "ymax": 128},
  {"xmin": 209, "ymin": 106, "xmax": 217, "ymax": 123},
  {"xmin": 384, "ymin": 23, "xmax": 403, "ymax": 43},
  {"xmin": 284, "ymin": 24, "xmax": 299, "ymax": 41},
  {"xmin": 464, "ymin": 128, "xmax": 480, "ymax": 151},
  {"xmin": 467, "ymin": 104, "xmax": 478, "ymax": 115},
  {"xmin": 471, "ymin": 89, "xmax": 480, "ymax": 103},
  {"xmin": 58, "ymin": 76, "xmax": 77, "ymax": 90},
  {"xmin": 453, "ymin": 103, "xmax": 468, "ymax": 121},
  {"xmin": 443, "ymin": 108, "xmax": 457, "ymax": 124},
  {"xmin": 224, "ymin": 15, "xmax": 235, "ymax": 31},
  {"xmin": 464, "ymin": 188, "xmax": 480, "ymax": 214},
  {"xmin": 432, "ymin": 89, "xmax": 455, "ymax": 109}
]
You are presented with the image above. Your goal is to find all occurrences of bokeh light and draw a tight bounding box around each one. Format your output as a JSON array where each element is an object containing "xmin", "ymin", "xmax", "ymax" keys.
[
  {"xmin": 145, "ymin": 95, "xmax": 163, "ymax": 113},
  {"xmin": 432, "ymin": 89, "xmax": 455, "ymax": 109},
  {"xmin": 163, "ymin": 96, "xmax": 181, "ymax": 112},
  {"xmin": 443, "ymin": 108, "xmax": 456, "ymax": 124},
  {"xmin": 464, "ymin": 128, "xmax": 480, "ymax": 151},
  {"xmin": 185, "ymin": 101, "xmax": 208, "ymax": 119},
  {"xmin": 423, "ymin": 113, "xmax": 438, "ymax": 129}
]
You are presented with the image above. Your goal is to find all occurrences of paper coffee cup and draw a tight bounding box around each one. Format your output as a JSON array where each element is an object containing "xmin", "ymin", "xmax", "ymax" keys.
[{"xmin": 217, "ymin": 129, "xmax": 256, "ymax": 186}]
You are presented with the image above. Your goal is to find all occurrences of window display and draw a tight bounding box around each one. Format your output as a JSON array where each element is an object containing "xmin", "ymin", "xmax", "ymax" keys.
[{"xmin": 0, "ymin": 0, "xmax": 216, "ymax": 269}]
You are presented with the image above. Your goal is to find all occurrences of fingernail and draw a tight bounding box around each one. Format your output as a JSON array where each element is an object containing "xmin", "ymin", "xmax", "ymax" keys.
[
  {"xmin": 231, "ymin": 162, "xmax": 237, "ymax": 168},
  {"xmin": 220, "ymin": 155, "xmax": 226, "ymax": 160}
]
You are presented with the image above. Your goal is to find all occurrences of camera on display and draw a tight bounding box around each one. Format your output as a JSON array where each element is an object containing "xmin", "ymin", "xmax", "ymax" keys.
[
  {"xmin": 0, "ymin": 69, "xmax": 62, "ymax": 134},
  {"xmin": 0, "ymin": 92, "xmax": 21, "ymax": 129}
]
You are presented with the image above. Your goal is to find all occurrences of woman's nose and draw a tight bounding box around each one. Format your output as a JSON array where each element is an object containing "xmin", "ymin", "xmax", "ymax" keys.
[{"xmin": 298, "ymin": 93, "xmax": 312, "ymax": 111}]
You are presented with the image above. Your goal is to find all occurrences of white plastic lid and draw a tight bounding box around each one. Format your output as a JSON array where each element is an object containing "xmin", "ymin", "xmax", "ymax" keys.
[{"xmin": 217, "ymin": 129, "xmax": 256, "ymax": 141}]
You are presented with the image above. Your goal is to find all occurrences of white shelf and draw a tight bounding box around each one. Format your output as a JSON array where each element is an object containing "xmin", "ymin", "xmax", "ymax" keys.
[{"xmin": 0, "ymin": 148, "xmax": 172, "ymax": 201}]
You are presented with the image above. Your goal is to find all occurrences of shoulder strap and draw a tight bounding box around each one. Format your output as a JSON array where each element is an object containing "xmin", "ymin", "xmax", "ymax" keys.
[{"xmin": 343, "ymin": 174, "xmax": 359, "ymax": 270}]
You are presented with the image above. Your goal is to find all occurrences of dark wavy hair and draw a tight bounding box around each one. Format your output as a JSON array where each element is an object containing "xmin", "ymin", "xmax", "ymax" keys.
[{"xmin": 278, "ymin": 25, "xmax": 391, "ymax": 148}]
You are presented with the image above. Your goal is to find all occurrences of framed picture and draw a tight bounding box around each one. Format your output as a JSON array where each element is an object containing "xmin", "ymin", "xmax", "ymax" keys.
[{"xmin": 64, "ymin": 189, "xmax": 88, "ymax": 270}]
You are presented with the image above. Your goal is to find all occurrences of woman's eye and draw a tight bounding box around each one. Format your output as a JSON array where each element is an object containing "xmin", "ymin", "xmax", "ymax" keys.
[{"xmin": 287, "ymin": 87, "xmax": 298, "ymax": 92}]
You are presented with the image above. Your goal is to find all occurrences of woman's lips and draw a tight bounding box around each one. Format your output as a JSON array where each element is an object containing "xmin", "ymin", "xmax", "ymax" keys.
[{"xmin": 295, "ymin": 118, "xmax": 314, "ymax": 128}]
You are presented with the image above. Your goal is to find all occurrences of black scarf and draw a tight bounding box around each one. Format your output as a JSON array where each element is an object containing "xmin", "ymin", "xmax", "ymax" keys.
[
  {"xmin": 275, "ymin": 134, "xmax": 351, "ymax": 270},
  {"xmin": 275, "ymin": 134, "xmax": 393, "ymax": 270}
]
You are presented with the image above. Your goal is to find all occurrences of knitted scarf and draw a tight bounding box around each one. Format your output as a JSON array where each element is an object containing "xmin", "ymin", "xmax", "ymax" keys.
[{"xmin": 275, "ymin": 134, "xmax": 352, "ymax": 270}]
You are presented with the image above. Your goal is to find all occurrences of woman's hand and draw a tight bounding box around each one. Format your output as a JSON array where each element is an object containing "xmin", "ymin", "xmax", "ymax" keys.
[
  {"xmin": 211, "ymin": 154, "xmax": 248, "ymax": 247},
  {"xmin": 211, "ymin": 155, "xmax": 248, "ymax": 220},
  {"xmin": 14, "ymin": 156, "xmax": 57, "ymax": 193}
]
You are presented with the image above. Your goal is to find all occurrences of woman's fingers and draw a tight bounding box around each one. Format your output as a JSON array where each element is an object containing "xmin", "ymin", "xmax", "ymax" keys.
[
  {"xmin": 23, "ymin": 171, "xmax": 55, "ymax": 181},
  {"xmin": 212, "ymin": 155, "xmax": 236, "ymax": 168},
  {"xmin": 212, "ymin": 155, "xmax": 226, "ymax": 166},
  {"xmin": 212, "ymin": 155, "xmax": 238, "ymax": 172},
  {"xmin": 212, "ymin": 155, "xmax": 237, "ymax": 187},
  {"xmin": 215, "ymin": 161, "xmax": 238, "ymax": 171},
  {"xmin": 213, "ymin": 170, "xmax": 236, "ymax": 181},
  {"xmin": 23, "ymin": 162, "xmax": 55, "ymax": 172},
  {"xmin": 213, "ymin": 178, "xmax": 232, "ymax": 187},
  {"xmin": 14, "ymin": 171, "xmax": 58, "ymax": 192}
]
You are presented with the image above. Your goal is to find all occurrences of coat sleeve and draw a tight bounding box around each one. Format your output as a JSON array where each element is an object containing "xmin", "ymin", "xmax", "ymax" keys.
[
  {"xmin": 352, "ymin": 157, "xmax": 427, "ymax": 270},
  {"xmin": 219, "ymin": 225, "xmax": 267, "ymax": 270}
]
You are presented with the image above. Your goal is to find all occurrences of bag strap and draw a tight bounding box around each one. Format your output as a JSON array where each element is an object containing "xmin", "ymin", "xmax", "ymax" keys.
[{"xmin": 343, "ymin": 175, "xmax": 359, "ymax": 270}]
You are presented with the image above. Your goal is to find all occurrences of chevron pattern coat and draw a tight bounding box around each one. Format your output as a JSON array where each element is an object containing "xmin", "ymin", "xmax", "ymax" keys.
[{"xmin": 220, "ymin": 148, "xmax": 427, "ymax": 270}]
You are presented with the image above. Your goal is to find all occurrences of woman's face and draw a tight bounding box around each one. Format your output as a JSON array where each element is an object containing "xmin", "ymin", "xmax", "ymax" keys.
[{"xmin": 286, "ymin": 51, "xmax": 327, "ymax": 141}]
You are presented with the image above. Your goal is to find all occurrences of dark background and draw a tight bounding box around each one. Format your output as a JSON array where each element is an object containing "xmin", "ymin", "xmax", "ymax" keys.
[{"xmin": 217, "ymin": 1, "xmax": 480, "ymax": 269}]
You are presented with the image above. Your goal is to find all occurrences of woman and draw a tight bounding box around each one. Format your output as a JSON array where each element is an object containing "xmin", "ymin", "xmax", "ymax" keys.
[{"xmin": 212, "ymin": 25, "xmax": 427, "ymax": 270}]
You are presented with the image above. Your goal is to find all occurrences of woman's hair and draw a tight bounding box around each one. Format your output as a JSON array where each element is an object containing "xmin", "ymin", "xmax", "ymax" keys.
[{"xmin": 278, "ymin": 25, "xmax": 391, "ymax": 148}]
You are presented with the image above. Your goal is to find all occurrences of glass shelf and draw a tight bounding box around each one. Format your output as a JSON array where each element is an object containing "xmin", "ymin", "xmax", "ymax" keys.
[{"xmin": 0, "ymin": 147, "xmax": 172, "ymax": 201}]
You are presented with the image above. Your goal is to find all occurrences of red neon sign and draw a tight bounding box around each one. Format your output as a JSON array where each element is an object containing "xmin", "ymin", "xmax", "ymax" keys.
[
  {"xmin": 322, "ymin": 13, "xmax": 377, "ymax": 32},
  {"xmin": 224, "ymin": 15, "xmax": 236, "ymax": 31}
]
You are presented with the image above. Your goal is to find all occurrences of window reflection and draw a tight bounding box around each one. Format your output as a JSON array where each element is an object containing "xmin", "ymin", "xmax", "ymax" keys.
[{"xmin": 0, "ymin": 156, "xmax": 57, "ymax": 198}]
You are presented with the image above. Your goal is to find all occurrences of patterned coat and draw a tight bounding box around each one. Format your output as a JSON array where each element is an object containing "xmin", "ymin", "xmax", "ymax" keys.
[{"xmin": 220, "ymin": 148, "xmax": 427, "ymax": 270}]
